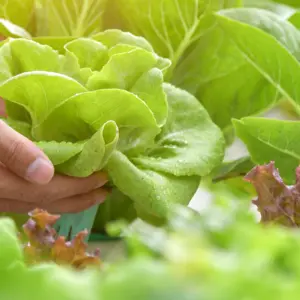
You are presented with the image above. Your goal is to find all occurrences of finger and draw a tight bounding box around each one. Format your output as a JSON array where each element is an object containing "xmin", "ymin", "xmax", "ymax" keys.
[
  {"xmin": 46, "ymin": 187, "xmax": 109, "ymax": 213},
  {"xmin": 0, "ymin": 121, "xmax": 54, "ymax": 184},
  {"xmin": 0, "ymin": 188, "xmax": 109, "ymax": 214},
  {"xmin": 0, "ymin": 166, "xmax": 108, "ymax": 202},
  {"xmin": 0, "ymin": 99, "xmax": 6, "ymax": 117}
]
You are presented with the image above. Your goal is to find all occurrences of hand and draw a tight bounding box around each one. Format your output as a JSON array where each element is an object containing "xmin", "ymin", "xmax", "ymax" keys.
[
  {"xmin": 0, "ymin": 102, "xmax": 109, "ymax": 214},
  {"xmin": 0, "ymin": 98, "xmax": 6, "ymax": 117}
]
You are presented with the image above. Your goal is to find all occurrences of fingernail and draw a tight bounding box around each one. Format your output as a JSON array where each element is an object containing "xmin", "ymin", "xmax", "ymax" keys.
[{"xmin": 26, "ymin": 157, "xmax": 54, "ymax": 184}]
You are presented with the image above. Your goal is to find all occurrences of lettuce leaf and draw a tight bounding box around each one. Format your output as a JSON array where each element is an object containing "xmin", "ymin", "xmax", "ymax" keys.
[
  {"xmin": 0, "ymin": 34, "xmax": 224, "ymax": 236},
  {"xmin": 34, "ymin": 0, "xmax": 107, "ymax": 37},
  {"xmin": 109, "ymin": 2, "xmax": 300, "ymax": 131}
]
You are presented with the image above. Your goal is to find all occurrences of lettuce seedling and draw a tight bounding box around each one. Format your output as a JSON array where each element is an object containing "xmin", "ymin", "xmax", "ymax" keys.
[
  {"xmin": 0, "ymin": 30, "xmax": 224, "ymax": 237},
  {"xmin": 21, "ymin": 209, "xmax": 101, "ymax": 269}
]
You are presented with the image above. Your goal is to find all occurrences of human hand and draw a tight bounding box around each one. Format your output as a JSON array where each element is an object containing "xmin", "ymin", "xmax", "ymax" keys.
[
  {"xmin": 0, "ymin": 98, "xmax": 5, "ymax": 117},
  {"xmin": 0, "ymin": 102, "xmax": 109, "ymax": 214}
]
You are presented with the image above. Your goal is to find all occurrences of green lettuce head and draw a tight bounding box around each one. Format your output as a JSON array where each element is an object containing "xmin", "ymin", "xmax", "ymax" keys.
[{"xmin": 0, "ymin": 30, "xmax": 224, "ymax": 237}]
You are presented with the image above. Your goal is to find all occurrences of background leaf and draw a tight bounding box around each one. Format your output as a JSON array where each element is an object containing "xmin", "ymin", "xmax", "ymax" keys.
[
  {"xmin": 0, "ymin": 0, "xmax": 34, "ymax": 29},
  {"xmin": 234, "ymin": 117, "xmax": 300, "ymax": 183},
  {"xmin": 0, "ymin": 18, "xmax": 31, "ymax": 38},
  {"xmin": 173, "ymin": 9, "xmax": 300, "ymax": 129},
  {"xmin": 109, "ymin": 0, "xmax": 241, "ymax": 80},
  {"xmin": 35, "ymin": 0, "xmax": 107, "ymax": 36}
]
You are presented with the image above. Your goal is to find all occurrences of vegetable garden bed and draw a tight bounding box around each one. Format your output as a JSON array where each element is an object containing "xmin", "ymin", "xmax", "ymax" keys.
[{"xmin": 1, "ymin": 0, "xmax": 300, "ymax": 299}]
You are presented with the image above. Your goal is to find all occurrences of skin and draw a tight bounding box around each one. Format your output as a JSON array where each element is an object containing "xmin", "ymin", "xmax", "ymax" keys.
[{"xmin": 0, "ymin": 99, "xmax": 109, "ymax": 213}]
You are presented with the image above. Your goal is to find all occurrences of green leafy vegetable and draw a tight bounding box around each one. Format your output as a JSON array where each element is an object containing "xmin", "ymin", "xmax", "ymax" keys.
[{"xmin": 0, "ymin": 35, "xmax": 224, "ymax": 237}]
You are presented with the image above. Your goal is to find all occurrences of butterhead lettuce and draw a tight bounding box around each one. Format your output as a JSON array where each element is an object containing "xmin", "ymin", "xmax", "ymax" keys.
[{"xmin": 0, "ymin": 30, "xmax": 224, "ymax": 237}]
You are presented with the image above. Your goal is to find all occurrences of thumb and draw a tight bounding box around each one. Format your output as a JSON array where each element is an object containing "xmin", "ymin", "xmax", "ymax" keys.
[{"xmin": 0, "ymin": 120, "xmax": 54, "ymax": 184}]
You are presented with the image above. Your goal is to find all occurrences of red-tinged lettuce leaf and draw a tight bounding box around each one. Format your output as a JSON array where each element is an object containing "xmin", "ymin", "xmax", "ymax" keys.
[
  {"xmin": 21, "ymin": 209, "xmax": 101, "ymax": 269},
  {"xmin": 245, "ymin": 161, "xmax": 300, "ymax": 226}
]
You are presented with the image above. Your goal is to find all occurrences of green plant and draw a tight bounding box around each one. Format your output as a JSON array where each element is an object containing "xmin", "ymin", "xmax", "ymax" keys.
[
  {"xmin": 0, "ymin": 33, "xmax": 223, "ymax": 237},
  {"xmin": 3, "ymin": 181, "xmax": 300, "ymax": 300}
]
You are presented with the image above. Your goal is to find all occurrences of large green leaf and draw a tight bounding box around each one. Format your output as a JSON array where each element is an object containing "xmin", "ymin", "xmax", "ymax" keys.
[
  {"xmin": 132, "ymin": 84, "xmax": 225, "ymax": 177},
  {"xmin": 173, "ymin": 9, "xmax": 300, "ymax": 128},
  {"xmin": 106, "ymin": 150, "xmax": 200, "ymax": 221},
  {"xmin": 214, "ymin": 12, "xmax": 300, "ymax": 103},
  {"xmin": 219, "ymin": 8, "xmax": 300, "ymax": 60},
  {"xmin": 111, "ymin": 0, "xmax": 241, "ymax": 81},
  {"xmin": 234, "ymin": 117, "xmax": 300, "ymax": 183},
  {"xmin": 35, "ymin": 0, "xmax": 107, "ymax": 36},
  {"xmin": 0, "ymin": 0, "xmax": 34, "ymax": 29},
  {"xmin": 244, "ymin": 0, "xmax": 296, "ymax": 19}
]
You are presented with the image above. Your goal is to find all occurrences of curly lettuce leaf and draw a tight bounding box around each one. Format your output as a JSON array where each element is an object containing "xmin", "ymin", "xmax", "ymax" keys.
[
  {"xmin": 245, "ymin": 161, "xmax": 300, "ymax": 226},
  {"xmin": 86, "ymin": 47, "xmax": 158, "ymax": 90},
  {"xmin": 132, "ymin": 84, "xmax": 224, "ymax": 177},
  {"xmin": 56, "ymin": 121, "xmax": 119, "ymax": 177},
  {"xmin": 38, "ymin": 89, "xmax": 159, "ymax": 154},
  {"xmin": 1, "ymin": 118, "xmax": 32, "ymax": 139},
  {"xmin": 105, "ymin": 84, "xmax": 224, "ymax": 222},
  {"xmin": 106, "ymin": 150, "xmax": 200, "ymax": 221},
  {"xmin": 64, "ymin": 38, "xmax": 108, "ymax": 70},
  {"xmin": 92, "ymin": 29, "xmax": 154, "ymax": 52},
  {"xmin": 0, "ymin": 72, "xmax": 87, "ymax": 130}
]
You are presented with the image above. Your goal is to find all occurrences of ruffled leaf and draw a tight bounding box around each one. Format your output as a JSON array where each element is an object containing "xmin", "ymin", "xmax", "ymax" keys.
[
  {"xmin": 245, "ymin": 161, "xmax": 300, "ymax": 227},
  {"xmin": 106, "ymin": 150, "xmax": 200, "ymax": 222},
  {"xmin": 0, "ymin": 71, "xmax": 87, "ymax": 131},
  {"xmin": 39, "ymin": 89, "xmax": 159, "ymax": 154},
  {"xmin": 132, "ymin": 84, "xmax": 224, "ymax": 177}
]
